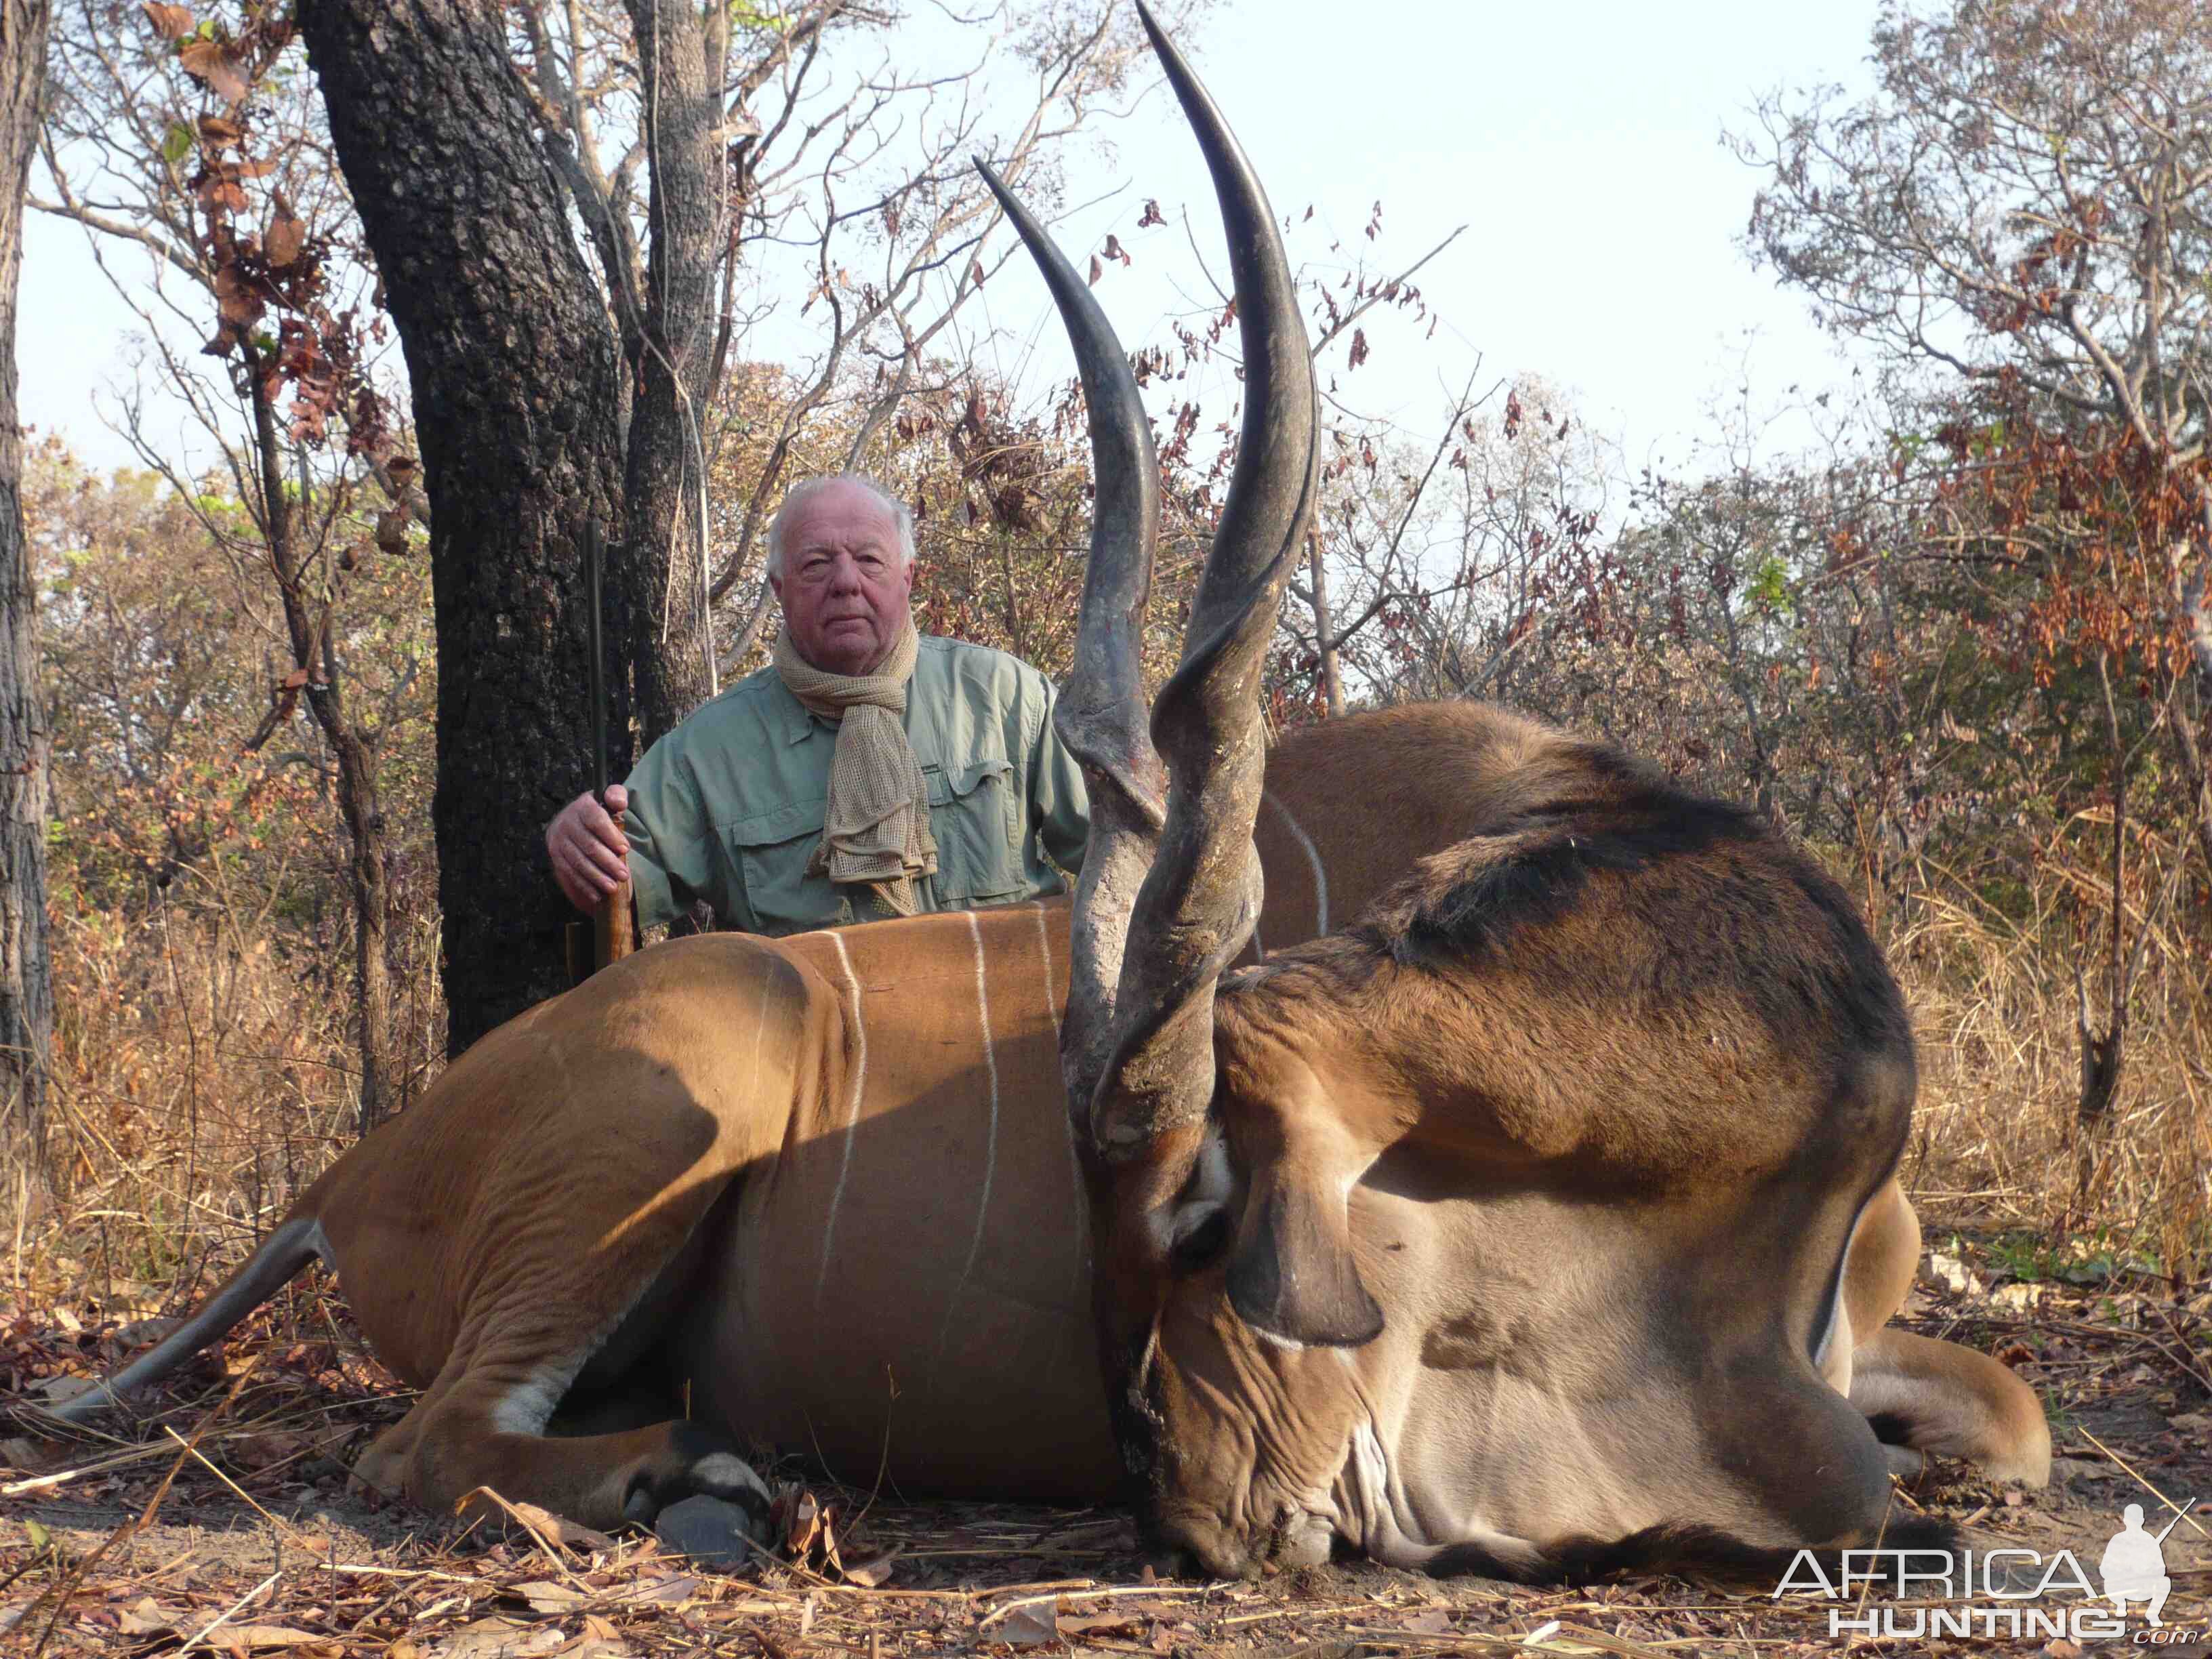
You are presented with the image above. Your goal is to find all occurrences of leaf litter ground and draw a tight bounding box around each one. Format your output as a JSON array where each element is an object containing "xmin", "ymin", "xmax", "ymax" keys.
[{"xmin": 3, "ymin": 1231, "xmax": 2207, "ymax": 1657}]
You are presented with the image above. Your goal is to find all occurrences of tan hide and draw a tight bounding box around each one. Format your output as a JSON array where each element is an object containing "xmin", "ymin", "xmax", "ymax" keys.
[{"xmin": 49, "ymin": 702, "xmax": 2047, "ymax": 1568}]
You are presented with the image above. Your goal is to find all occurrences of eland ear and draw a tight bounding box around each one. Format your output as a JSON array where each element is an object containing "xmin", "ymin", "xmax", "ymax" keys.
[
  {"xmin": 1216, "ymin": 1038, "xmax": 1385, "ymax": 1348},
  {"xmin": 1225, "ymin": 1168, "xmax": 1384, "ymax": 1347}
]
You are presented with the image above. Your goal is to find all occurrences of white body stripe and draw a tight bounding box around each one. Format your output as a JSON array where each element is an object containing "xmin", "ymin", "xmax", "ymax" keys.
[
  {"xmin": 935, "ymin": 912, "xmax": 1003, "ymax": 1370},
  {"xmin": 1266, "ymin": 792, "xmax": 1329, "ymax": 935},
  {"xmin": 813, "ymin": 930, "xmax": 868, "ymax": 1307}
]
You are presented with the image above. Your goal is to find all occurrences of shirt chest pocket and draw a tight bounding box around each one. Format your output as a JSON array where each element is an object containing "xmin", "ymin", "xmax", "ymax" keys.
[
  {"xmin": 924, "ymin": 754, "xmax": 1023, "ymax": 904},
  {"xmin": 720, "ymin": 796, "xmax": 838, "ymax": 936}
]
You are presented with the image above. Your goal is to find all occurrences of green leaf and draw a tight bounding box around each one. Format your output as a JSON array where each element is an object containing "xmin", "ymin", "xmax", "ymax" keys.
[
  {"xmin": 161, "ymin": 122, "xmax": 194, "ymax": 165},
  {"xmin": 25, "ymin": 1519, "xmax": 50, "ymax": 1550}
]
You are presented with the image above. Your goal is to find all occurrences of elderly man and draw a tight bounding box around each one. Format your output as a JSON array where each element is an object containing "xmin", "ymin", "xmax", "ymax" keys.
[{"xmin": 548, "ymin": 474, "xmax": 1089, "ymax": 935}]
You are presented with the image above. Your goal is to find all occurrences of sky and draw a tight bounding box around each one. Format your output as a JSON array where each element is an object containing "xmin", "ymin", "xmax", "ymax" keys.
[{"xmin": 16, "ymin": 0, "xmax": 1890, "ymax": 482}]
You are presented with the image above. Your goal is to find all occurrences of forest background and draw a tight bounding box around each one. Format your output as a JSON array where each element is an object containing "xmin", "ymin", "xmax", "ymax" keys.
[{"xmin": 1, "ymin": 0, "xmax": 2208, "ymax": 1347}]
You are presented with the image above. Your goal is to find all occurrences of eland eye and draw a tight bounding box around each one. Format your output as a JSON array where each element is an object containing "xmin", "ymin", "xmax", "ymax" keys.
[{"xmin": 1170, "ymin": 1208, "xmax": 1231, "ymax": 1274}]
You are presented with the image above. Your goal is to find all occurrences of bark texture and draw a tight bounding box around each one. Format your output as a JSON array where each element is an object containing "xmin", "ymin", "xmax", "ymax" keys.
[
  {"xmin": 298, "ymin": 0, "xmax": 626, "ymax": 1052},
  {"xmin": 620, "ymin": 0, "xmax": 726, "ymax": 748},
  {"xmin": 0, "ymin": 0, "xmax": 52, "ymax": 1171}
]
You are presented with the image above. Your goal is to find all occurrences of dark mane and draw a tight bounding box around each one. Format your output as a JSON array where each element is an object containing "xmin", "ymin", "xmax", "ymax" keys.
[{"xmin": 1229, "ymin": 732, "xmax": 1905, "ymax": 1059}]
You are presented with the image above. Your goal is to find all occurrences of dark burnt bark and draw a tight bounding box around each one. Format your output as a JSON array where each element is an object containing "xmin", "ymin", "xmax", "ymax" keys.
[
  {"xmin": 298, "ymin": 0, "xmax": 626, "ymax": 1053},
  {"xmin": 621, "ymin": 0, "xmax": 726, "ymax": 748},
  {"xmin": 0, "ymin": 0, "xmax": 52, "ymax": 1173}
]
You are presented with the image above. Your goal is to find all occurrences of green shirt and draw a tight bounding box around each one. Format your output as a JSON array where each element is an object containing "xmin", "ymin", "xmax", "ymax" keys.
[{"xmin": 623, "ymin": 635, "xmax": 1090, "ymax": 935}]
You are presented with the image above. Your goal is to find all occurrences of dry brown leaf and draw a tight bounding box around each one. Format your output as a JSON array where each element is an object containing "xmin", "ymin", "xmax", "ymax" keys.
[
  {"xmin": 840, "ymin": 1547, "xmax": 899, "ymax": 1588},
  {"xmin": 1000, "ymin": 1601, "xmax": 1059, "ymax": 1648},
  {"xmin": 510, "ymin": 1581, "xmax": 586, "ymax": 1616},
  {"xmin": 218, "ymin": 1627, "xmax": 326, "ymax": 1651},
  {"xmin": 455, "ymin": 1489, "xmax": 610, "ymax": 1555},
  {"xmin": 1059, "ymin": 1611, "xmax": 1140, "ymax": 1637},
  {"xmin": 229, "ymin": 1431, "xmax": 308, "ymax": 1470},
  {"xmin": 178, "ymin": 38, "xmax": 249, "ymax": 104},
  {"xmin": 266, "ymin": 213, "xmax": 306, "ymax": 268},
  {"xmin": 622, "ymin": 1574, "xmax": 699, "ymax": 1607},
  {"xmin": 118, "ymin": 1598, "xmax": 182, "ymax": 1636},
  {"xmin": 142, "ymin": 2, "xmax": 193, "ymax": 37},
  {"xmin": 0, "ymin": 1437, "xmax": 48, "ymax": 1471},
  {"xmin": 430, "ymin": 1618, "xmax": 564, "ymax": 1659}
]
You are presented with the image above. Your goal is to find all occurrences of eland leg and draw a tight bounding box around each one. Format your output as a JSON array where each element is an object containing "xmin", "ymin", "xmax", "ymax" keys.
[
  {"xmin": 1839, "ymin": 1179, "xmax": 2051, "ymax": 1486},
  {"xmin": 345, "ymin": 1171, "xmax": 772, "ymax": 1540},
  {"xmin": 324, "ymin": 943, "xmax": 830, "ymax": 1542}
]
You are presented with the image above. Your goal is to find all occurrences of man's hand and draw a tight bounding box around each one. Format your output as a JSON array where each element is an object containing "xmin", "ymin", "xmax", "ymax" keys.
[{"xmin": 549, "ymin": 785, "xmax": 631, "ymax": 913}]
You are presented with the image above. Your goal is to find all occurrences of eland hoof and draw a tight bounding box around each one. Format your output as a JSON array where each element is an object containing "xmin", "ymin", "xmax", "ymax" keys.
[{"xmin": 654, "ymin": 1493, "xmax": 772, "ymax": 1572}]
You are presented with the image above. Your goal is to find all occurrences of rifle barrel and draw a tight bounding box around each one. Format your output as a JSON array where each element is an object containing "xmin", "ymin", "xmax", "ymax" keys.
[{"xmin": 586, "ymin": 520, "xmax": 610, "ymax": 803}]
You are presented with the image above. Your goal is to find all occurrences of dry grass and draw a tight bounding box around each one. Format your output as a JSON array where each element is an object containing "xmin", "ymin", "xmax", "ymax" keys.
[
  {"xmin": 1883, "ymin": 861, "xmax": 2212, "ymax": 1281},
  {"xmin": 6, "ymin": 897, "xmax": 443, "ymax": 1318}
]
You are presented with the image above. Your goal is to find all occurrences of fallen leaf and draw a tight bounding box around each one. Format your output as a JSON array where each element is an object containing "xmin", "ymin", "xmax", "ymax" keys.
[
  {"xmin": 229, "ymin": 1431, "xmax": 308, "ymax": 1471},
  {"xmin": 508, "ymin": 1581, "xmax": 586, "ymax": 1616},
  {"xmin": 1059, "ymin": 1611, "xmax": 1140, "ymax": 1637},
  {"xmin": 840, "ymin": 1548, "xmax": 899, "ymax": 1588},
  {"xmin": 430, "ymin": 1618, "xmax": 565, "ymax": 1658},
  {"xmin": 622, "ymin": 1575, "xmax": 699, "ymax": 1607},
  {"xmin": 508, "ymin": 1504, "xmax": 615, "ymax": 1557},
  {"xmin": 118, "ymin": 1599, "xmax": 182, "ymax": 1636},
  {"xmin": 1000, "ymin": 1601, "xmax": 1059, "ymax": 1648},
  {"xmin": 218, "ymin": 1627, "xmax": 326, "ymax": 1651},
  {"xmin": 1, "ymin": 1437, "xmax": 47, "ymax": 1471},
  {"xmin": 1927, "ymin": 1250, "xmax": 1984, "ymax": 1299},
  {"xmin": 112, "ymin": 1315, "xmax": 183, "ymax": 1349}
]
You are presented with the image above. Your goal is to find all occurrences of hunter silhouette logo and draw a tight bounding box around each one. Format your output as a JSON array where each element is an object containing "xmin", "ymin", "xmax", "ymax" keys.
[{"xmin": 2100, "ymin": 1502, "xmax": 2184, "ymax": 1627}]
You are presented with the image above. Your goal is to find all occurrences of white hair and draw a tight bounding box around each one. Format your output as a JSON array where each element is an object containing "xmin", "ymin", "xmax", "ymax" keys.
[{"xmin": 765, "ymin": 474, "xmax": 916, "ymax": 579}]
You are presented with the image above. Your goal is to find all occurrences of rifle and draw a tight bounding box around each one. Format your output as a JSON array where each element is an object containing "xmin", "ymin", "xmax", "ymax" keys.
[{"xmin": 567, "ymin": 520, "xmax": 634, "ymax": 983}]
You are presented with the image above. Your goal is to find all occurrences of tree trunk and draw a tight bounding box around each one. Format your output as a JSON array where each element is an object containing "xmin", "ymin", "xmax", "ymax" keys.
[
  {"xmin": 245, "ymin": 361, "xmax": 399, "ymax": 1131},
  {"xmin": 621, "ymin": 0, "xmax": 727, "ymax": 748},
  {"xmin": 1307, "ymin": 531, "xmax": 1344, "ymax": 719},
  {"xmin": 298, "ymin": 0, "xmax": 626, "ymax": 1054},
  {"xmin": 0, "ymin": 0, "xmax": 52, "ymax": 1175}
]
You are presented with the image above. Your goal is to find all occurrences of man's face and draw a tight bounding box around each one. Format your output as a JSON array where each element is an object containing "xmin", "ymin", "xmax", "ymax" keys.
[{"xmin": 770, "ymin": 481, "xmax": 915, "ymax": 676}]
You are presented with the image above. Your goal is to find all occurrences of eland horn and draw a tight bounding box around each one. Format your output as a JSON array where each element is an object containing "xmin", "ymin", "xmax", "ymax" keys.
[{"xmin": 982, "ymin": 0, "xmax": 1319, "ymax": 1163}]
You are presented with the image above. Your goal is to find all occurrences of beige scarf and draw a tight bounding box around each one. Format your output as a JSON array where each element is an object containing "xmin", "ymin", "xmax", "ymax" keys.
[{"xmin": 775, "ymin": 621, "xmax": 939, "ymax": 917}]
